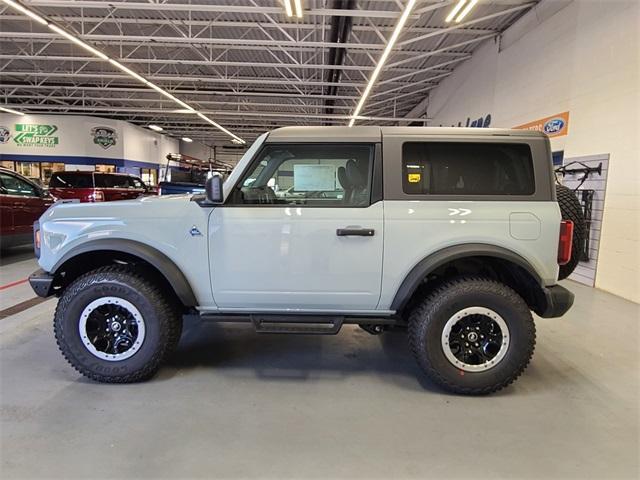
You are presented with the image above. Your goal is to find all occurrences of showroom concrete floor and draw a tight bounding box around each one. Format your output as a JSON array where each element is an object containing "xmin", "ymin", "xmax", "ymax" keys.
[{"xmin": 1, "ymin": 247, "xmax": 638, "ymax": 479}]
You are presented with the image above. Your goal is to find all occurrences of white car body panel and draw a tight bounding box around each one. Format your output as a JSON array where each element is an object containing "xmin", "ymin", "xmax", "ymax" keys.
[
  {"xmin": 37, "ymin": 195, "xmax": 217, "ymax": 308},
  {"xmin": 378, "ymin": 200, "xmax": 561, "ymax": 309},
  {"xmin": 209, "ymin": 202, "xmax": 384, "ymax": 310}
]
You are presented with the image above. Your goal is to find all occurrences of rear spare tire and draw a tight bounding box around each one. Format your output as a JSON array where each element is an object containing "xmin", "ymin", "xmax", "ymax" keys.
[{"xmin": 556, "ymin": 184, "xmax": 586, "ymax": 280}]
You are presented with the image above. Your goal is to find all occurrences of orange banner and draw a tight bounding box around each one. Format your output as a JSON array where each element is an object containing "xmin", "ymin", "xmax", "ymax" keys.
[{"xmin": 514, "ymin": 111, "xmax": 570, "ymax": 137}]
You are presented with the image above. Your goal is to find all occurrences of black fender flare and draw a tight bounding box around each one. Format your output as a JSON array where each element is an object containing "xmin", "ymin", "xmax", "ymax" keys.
[
  {"xmin": 390, "ymin": 243, "xmax": 543, "ymax": 312},
  {"xmin": 51, "ymin": 238, "xmax": 197, "ymax": 307}
]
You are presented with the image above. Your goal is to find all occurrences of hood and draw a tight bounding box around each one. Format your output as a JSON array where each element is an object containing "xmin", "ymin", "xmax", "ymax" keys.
[{"xmin": 41, "ymin": 193, "xmax": 197, "ymax": 222}]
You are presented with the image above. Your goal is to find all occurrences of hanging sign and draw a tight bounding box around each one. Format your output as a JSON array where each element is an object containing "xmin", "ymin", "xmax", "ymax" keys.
[
  {"xmin": 13, "ymin": 124, "xmax": 59, "ymax": 147},
  {"xmin": 514, "ymin": 111, "xmax": 570, "ymax": 137}
]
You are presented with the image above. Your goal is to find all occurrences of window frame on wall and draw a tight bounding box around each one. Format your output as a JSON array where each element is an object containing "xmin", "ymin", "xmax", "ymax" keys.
[
  {"xmin": 39, "ymin": 162, "xmax": 65, "ymax": 186},
  {"xmin": 227, "ymin": 143, "xmax": 379, "ymax": 208},
  {"xmin": 140, "ymin": 168, "xmax": 158, "ymax": 186},
  {"xmin": 0, "ymin": 160, "xmax": 16, "ymax": 172},
  {"xmin": 95, "ymin": 164, "xmax": 116, "ymax": 173},
  {"xmin": 14, "ymin": 161, "xmax": 41, "ymax": 181}
]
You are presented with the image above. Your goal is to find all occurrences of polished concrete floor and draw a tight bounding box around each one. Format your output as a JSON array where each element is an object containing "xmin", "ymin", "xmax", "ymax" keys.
[{"xmin": 1, "ymin": 246, "xmax": 638, "ymax": 479}]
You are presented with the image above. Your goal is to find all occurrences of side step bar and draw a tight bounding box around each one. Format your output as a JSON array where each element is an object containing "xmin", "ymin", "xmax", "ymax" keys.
[
  {"xmin": 197, "ymin": 313, "xmax": 400, "ymax": 335},
  {"xmin": 252, "ymin": 315, "xmax": 343, "ymax": 335}
]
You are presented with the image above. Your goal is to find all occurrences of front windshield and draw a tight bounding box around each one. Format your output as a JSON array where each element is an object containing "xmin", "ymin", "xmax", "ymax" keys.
[{"xmin": 223, "ymin": 132, "xmax": 268, "ymax": 199}]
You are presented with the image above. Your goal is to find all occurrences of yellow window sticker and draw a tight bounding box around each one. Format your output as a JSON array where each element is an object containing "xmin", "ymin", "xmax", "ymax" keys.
[{"xmin": 407, "ymin": 173, "xmax": 421, "ymax": 183}]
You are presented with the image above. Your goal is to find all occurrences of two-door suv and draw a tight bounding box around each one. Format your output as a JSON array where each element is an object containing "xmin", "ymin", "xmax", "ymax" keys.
[{"xmin": 30, "ymin": 127, "xmax": 581, "ymax": 394}]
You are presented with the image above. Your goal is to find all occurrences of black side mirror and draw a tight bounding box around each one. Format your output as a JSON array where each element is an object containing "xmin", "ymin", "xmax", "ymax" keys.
[{"xmin": 205, "ymin": 174, "xmax": 224, "ymax": 203}]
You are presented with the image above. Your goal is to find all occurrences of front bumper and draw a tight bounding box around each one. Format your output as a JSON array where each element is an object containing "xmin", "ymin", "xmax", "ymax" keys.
[
  {"xmin": 29, "ymin": 269, "xmax": 55, "ymax": 298},
  {"xmin": 538, "ymin": 284, "xmax": 574, "ymax": 318}
]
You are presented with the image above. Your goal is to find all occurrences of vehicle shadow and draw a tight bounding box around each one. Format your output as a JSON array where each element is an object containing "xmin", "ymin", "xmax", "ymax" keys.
[
  {"xmin": 161, "ymin": 316, "xmax": 442, "ymax": 393},
  {"xmin": 0, "ymin": 245, "xmax": 35, "ymax": 266}
]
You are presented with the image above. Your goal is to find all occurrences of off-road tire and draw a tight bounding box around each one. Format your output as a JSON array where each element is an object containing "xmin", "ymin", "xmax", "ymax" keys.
[
  {"xmin": 54, "ymin": 266, "xmax": 180, "ymax": 383},
  {"xmin": 556, "ymin": 184, "xmax": 586, "ymax": 280},
  {"xmin": 165, "ymin": 298, "xmax": 183, "ymax": 354},
  {"xmin": 408, "ymin": 277, "xmax": 536, "ymax": 395}
]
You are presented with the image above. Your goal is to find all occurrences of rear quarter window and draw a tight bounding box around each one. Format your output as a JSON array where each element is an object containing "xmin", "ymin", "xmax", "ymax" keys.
[
  {"xmin": 402, "ymin": 142, "xmax": 535, "ymax": 196},
  {"xmin": 94, "ymin": 174, "xmax": 134, "ymax": 188},
  {"xmin": 49, "ymin": 172, "xmax": 94, "ymax": 188}
]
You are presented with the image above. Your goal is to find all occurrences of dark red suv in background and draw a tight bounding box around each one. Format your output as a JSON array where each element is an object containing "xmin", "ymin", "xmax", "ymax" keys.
[
  {"xmin": 0, "ymin": 168, "xmax": 54, "ymax": 249},
  {"xmin": 48, "ymin": 171, "xmax": 153, "ymax": 202}
]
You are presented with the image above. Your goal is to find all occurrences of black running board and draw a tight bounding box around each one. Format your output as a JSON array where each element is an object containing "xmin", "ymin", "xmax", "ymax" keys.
[
  {"xmin": 252, "ymin": 315, "xmax": 343, "ymax": 335},
  {"xmin": 197, "ymin": 313, "xmax": 399, "ymax": 335}
]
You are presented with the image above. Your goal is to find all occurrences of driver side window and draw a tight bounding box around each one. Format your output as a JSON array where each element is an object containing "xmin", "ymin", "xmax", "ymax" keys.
[
  {"xmin": 231, "ymin": 143, "xmax": 374, "ymax": 207},
  {"xmin": 0, "ymin": 172, "xmax": 38, "ymax": 197}
]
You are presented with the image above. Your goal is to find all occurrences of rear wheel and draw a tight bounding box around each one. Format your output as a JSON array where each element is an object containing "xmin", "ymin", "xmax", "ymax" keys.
[
  {"xmin": 408, "ymin": 277, "xmax": 536, "ymax": 395},
  {"xmin": 54, "ymin": 266, "xmax": 181, "ymax": 383},
  {"xmin": 556, "ymin": 184, "xmax": 586, "ymax": 280}
]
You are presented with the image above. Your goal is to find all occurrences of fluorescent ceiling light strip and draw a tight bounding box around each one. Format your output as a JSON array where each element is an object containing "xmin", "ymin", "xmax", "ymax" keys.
[
  {"xmin": 293, "ymin": 0, "xmax": 303, "ymax": 18},
  {"xmin": 1, "ymin": 0, "xmax": 244, "ymax": 145},
  {"xmin": 2, "ymin": 0, "xmax": 47, "ymax": 25},
  {"xmin": 108, "ymin": 58, "xmax": 148, "ymax": 84},
  {"xmin": 181, "ymin": 137, "xmax": 193, "ymax": 142},
  {"xmin": 455, "ymin": 0, "xmax": 478, "ymax": 23},
  {"xmin": 283, "ymin": 0, "xmax": 293, "ymax": 17},
  {"xmin": 445, "ymin": 0, "xmax": 467, "ymax": 23},
  {"xmin": 0, "ymin": 105, "xmax": 25, "ymax": 115},
  {"xmin": 196, "ymin": 112, "xmax": 245, "ymax": 144},
  {"xmin": 348, "ymin": 0, "xmax": 417, "ymax": 127}
]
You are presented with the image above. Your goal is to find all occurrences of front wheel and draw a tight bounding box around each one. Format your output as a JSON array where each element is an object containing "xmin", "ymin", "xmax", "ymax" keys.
[
  {"xmin": 408, "ymin": 278, "xmax": 536, "ymax": 395},
  {"xmin": 54, "ymin": 266, "xmax": 181, "ymax": 383}
]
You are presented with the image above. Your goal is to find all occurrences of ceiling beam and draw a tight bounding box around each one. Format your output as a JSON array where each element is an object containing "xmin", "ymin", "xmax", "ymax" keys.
[
  {"xmin": 0, "ymin": 54, "xmax": 448, "ymax": 74},
  {"xmin": 0, "ymin": 15, "xmax": 499, "ymax": 36},
  {"xmin": 2, "ymin": 70, "xmax": 431, "ymax": 89},
  {"xmin": 22, "ymin": 1, "xmax": 422, "ymax": 19},
  {"xmin": 0, "ymin": 83, "xmax": 362, "ymax": 100},
  {"xmin": 3, "ymin": 31, "xmax": 388, "ymax": 50},
  {"xmin": 0, "ymin": 102, "xmax": 430, "ymax": 122}
]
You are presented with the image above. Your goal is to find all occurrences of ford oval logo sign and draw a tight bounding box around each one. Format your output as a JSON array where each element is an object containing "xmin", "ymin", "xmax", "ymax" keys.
[{"xmin": 544, "ymin": 118, "xmax": 565, "ymax": 134}]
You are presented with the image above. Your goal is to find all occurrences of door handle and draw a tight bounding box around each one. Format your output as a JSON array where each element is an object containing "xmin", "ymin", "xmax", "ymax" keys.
[{"xmin": 336, "ymin": 227, "xmax": 375, "ymax": 237}]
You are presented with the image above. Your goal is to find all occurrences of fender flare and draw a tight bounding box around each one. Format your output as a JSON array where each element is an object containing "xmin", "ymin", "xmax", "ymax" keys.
[
  {"xmin": 390, "ymin": 243, "xmax": 543, "ymax": 312},
  {"xmin": 52, "ymin": 238, "xmax": 197, "ymax": 307}
]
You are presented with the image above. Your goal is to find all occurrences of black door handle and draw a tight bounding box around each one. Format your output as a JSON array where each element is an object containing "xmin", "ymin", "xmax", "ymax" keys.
[{"xmin": 336, "ymin": 227, "xmax": 375, "ymax": 237}]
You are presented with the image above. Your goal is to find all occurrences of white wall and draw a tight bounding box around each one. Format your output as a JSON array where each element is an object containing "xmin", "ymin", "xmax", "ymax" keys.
[
  {"xmin": 120, "ymin": 122, "xmax": 178, "ymax": 166},
  {"xmin": 0, "ymin": 113, "xmax": 178, "ymax": 166},
  {"xmin": 426, "ymin": 0, "xmax": 639, "ymax": 302}
]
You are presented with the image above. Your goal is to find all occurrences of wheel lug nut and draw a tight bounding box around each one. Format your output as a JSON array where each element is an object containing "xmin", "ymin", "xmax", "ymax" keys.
[
  {"xmin": 465, "ymin": 342, "xmax": 469, "ymax": 347},
  {"xmin": 475, "ymin": 343, "xmax": 479, "ymax": 347}
]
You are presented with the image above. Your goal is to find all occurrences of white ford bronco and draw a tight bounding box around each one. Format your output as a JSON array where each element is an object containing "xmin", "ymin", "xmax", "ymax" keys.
[{"xmin": 30, "ymin": 126, "xmax": 582, "ymax": 394}]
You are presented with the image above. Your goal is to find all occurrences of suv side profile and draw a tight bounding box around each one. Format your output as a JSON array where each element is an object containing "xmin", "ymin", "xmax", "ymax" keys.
[
  {"xmin": 30, "ymin": 127, "xmax": 578, "ymax": 395},
  {"xmin": 48, "ymin": 171, "xmax": 151, "ymax": 202}
]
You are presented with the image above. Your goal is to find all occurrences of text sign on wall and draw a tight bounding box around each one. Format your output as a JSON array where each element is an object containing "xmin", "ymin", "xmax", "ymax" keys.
[
  {"xmin": 13, "ymin": 123, "xmax": 59, "ymax": 147},
  {"xmin": 514, "ymin": 111, "xmax": 570, "ymax": 137}
]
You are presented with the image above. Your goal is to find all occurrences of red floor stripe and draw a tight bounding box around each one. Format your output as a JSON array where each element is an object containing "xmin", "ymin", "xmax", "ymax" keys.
[{"xmin": 0, "ymin": 278, "xmax": 28, "ymax": 291}]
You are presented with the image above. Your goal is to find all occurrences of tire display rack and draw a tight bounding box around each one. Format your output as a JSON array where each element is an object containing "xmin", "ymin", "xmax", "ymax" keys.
[{"xmin": 555, "ymin": 155, "xmax": 610, "ymax": 286}]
